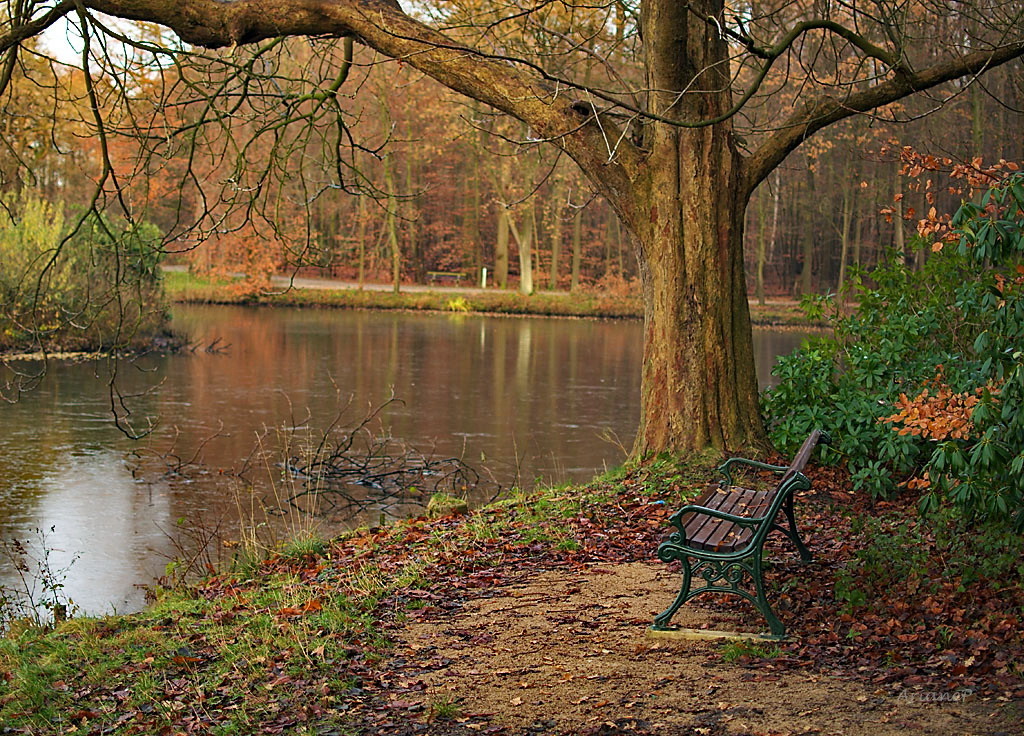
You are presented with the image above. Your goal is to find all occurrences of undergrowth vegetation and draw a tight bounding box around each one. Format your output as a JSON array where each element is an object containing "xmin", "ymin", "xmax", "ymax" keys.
[
  {"xmin": 763, "ymin": 172, "xmax": 1024, "ymax": 526},
  {"xmin": 0, "ymin": 196, "xmax": 169, "ymax": 354}
]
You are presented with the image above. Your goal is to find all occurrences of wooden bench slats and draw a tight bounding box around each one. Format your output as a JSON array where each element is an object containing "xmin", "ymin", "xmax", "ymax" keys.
[
  {"xmin": 681, "ymin": 486, "xmax": 773, "ymax": 553},
  {"xmin": 701, "ymin": 488, "xmax": 772, "ymax": 552},
  {"xmin": 679, "ymin": 484, "xmax": 728, "ymax": 548}
]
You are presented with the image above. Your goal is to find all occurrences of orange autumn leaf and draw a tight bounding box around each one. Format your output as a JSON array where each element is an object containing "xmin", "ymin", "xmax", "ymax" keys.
[{"xmin": 881, "ymin": 369, "xmax": 999, "ymax": 442}]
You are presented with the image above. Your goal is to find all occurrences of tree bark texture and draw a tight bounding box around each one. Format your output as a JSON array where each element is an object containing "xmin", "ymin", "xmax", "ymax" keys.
[
  {"xmin": 630, "ymin": 132, "xmax": 761, "ymax": 454},
  {"xmin": 623, "ymin": 0, "xmax": 764, "ymax": 454}
]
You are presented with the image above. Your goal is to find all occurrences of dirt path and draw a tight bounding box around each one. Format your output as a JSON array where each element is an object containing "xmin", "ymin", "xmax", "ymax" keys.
[{"xmin": 395, "ymin": 562, "xmax": 1020, "ymax": 735}]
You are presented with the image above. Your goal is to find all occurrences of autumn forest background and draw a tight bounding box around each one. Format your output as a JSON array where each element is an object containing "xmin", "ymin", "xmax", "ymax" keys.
[{"xmin": 3, "ymin": 10, "xmax": 1022, "ymax": 308}]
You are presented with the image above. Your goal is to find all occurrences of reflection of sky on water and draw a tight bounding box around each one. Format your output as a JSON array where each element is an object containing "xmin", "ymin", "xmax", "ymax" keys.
[{"xmin": 21, "ymin": 451, "xmax": 174, "ymax": 615}]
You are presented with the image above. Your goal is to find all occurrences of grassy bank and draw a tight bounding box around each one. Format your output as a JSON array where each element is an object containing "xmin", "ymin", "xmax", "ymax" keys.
[
  {"xmin": 2, "ymin": 455, "xmax": 1022, "ymax": 734},
  {"xmin": 163, "ymin": 271, "xmax": 813, "ymax": 327},
  {"xmin": 0, "ymin": 468, "xmax": 669, "ymax": 735}
]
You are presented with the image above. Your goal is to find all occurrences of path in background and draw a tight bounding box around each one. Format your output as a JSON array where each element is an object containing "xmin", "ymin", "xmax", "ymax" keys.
[{"xmin": 162, "ymin": 265, "xmax": 801, "ymax": 306}]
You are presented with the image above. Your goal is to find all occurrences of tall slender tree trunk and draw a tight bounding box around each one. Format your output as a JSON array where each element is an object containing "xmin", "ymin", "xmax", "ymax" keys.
[
  {"xmin": 800, "ymin": 169, "xmax": 815, "ymax": 297},
  {"xmin": 570, "ymin": 206, "xmax": 582, "ymax": 292},
  {"xmin": 838, "ymin": 180, "xmax": 853, "ymax": 298},
  {"xmin": 464, "ymin": 103, "xmax": 484, "ymax": 274},
  {"xmin": 971, "ymin": 82, "xmax": 985, "ymax": 159},
  {"xmin": 356, "ymin": 194, "xmax": 367, "ymax": 289},
  {"xmin": 383, "ymin": 153, "xmax": 401, "ymax": 293},
  {"xmin": 893, "ymin": 160, "xmax": 906, "ymax": 264},
  {"xmin": 495, "ymin": 207, "xmax": 510, "ymax": 288},
  {"xmin": 549, "ymin": 180, "xmax": 564, "ymax": 290},
  {"xmin": 853, "ymin": 206, "xmax": 863, "ymax": 273},
  {"xmin": 467, "ymin": 173, "xmax": 482, "ymax": 273},
  {"xmin": 603, "ymin": 211, "xmax": 614, "ymax": 276},
  {"xmin": 508, "ymin": 202, "xmax": 534, "ymax": 295},
  {"xmin": 765, "ymin": 171, "xmax": 781, "ymax": 303},
  {"xmin": 755, "ymin": 186, "xmax": 768, "ymax": 306},
  {"xmin": 405, "ymin": 155, "xmax": 420, "ymax": 282},
  {"xmin": 614, "ymin": 213, "xmax": 624, "ymax": 275}
]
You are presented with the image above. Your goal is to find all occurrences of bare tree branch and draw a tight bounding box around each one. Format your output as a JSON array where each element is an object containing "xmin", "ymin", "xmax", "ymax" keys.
[
  {"xmin": 77, "ymin": 0, "xmax": 643, "ymax": 213},
  {"xmin": 0, "ymin": 1, "xmax": 75, "ymax": 56},
  {"xmin": 743, "ymin": 40, "xmax": 1024, "ymax": 196}
]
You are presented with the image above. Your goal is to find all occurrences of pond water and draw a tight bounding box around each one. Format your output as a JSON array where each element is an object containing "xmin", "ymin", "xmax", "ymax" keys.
[{"xmin": 0, "ymin": 305, "xmax": 809, "ymax": 616}]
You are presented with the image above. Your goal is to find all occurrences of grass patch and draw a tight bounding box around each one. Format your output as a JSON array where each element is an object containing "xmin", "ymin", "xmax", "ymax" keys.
[
  {"xmin": 721, "ymin": 640, "xmax": 782, "ymax": 662},
  {"xmin": 0, "ymin": 557, "xmax": 387, "ymax": 733},
  {"xmin": 427, "ymin": 694, "xmax": 462, "ymax": 721}
]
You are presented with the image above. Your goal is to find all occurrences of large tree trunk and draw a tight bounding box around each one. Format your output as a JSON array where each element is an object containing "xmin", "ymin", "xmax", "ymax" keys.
[
  {"xmin": 626, "ymin": 0, "xmax": 764, "ymax": 455},
  {"xmin": 630, "ymin": 131, "xmax": 762, "ymax": 454}
]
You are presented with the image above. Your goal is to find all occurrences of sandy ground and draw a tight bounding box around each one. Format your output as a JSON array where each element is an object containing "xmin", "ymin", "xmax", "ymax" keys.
[{"xmin": 395, "ymin": 562, "xmax": 1021, "ymax": 736}]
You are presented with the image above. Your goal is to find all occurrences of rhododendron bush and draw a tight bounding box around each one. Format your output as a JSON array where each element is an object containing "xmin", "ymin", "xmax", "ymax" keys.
[{"xmin": 764, "ymin": 171, "xmax": 1024, "ymax": 526}]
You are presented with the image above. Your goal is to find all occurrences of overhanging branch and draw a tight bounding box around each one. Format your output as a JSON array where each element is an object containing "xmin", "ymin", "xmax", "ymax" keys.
[
  {"xmin": 80, "ymin": 0, "xmax": 642, "ymax": 215},
  {"xmin": 0, "ymin": 1, "xmax": 76, "ymax": 55},
  {"xmin": 742, "ymin": 41, "xmax": 1024, "ymax": 197}
]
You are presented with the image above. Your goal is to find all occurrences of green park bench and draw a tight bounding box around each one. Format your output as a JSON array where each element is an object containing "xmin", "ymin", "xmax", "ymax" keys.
[{"xmin": 652, "ymin": 429, "xmax": 830, "ymax": 638}]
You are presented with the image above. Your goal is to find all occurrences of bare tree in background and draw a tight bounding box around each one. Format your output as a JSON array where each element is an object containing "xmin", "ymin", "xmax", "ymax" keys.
[{"xmin": 2, "ymin": 0, "xmax": 1022, "ymax": 455}]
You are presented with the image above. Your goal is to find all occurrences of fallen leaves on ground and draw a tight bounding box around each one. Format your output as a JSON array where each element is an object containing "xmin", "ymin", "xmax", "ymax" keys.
[{"xmin": 3, "ymin": 458, "xmax": 1021, "ymax": 735}]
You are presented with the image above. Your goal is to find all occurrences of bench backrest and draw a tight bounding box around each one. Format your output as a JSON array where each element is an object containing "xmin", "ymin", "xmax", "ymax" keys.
[{"xmin": 780, "ymin": 428, "xmax": 826, "ymax": 485}]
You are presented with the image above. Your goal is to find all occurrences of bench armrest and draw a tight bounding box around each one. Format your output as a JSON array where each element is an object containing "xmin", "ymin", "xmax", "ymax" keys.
[{"xmin": 717, "ymin": 456, "xmax": 789, "ymax": 486}]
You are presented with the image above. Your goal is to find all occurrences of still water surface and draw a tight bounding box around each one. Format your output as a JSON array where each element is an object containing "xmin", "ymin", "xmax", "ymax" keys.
[{"xmin": 0, "ymin": 305, "xmax": 807, "ymax": 615}]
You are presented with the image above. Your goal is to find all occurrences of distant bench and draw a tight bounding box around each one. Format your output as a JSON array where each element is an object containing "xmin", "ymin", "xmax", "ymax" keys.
[
  {"xmin": 426, "ymin": 271, "xmax": 466, "ymax": 286},
  {"xmin": 652, "ymin": 429, "xmax": 829, "ymax": 637}
]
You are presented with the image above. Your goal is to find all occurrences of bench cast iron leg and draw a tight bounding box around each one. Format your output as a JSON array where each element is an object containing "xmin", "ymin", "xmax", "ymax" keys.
[
  {"xmin": 783, "ymin": 495, "xmax": 812, "ymax": 563},
  {"xmin": 652, "ymin": 558, "xmax": 692, "ymax": 630},
  {"xmin": 753, "ymin": 554, "xmax": 786, "ymax": 637}
]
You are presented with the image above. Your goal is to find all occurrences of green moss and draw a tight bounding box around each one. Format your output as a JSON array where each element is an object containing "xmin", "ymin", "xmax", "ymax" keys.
[{"xmin": 426, "ymin": 493, "xmax": 470, "ymax": 518}]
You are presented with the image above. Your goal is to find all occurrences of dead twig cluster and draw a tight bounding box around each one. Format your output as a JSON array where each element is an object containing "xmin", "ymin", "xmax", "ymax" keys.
[{"xmin": 279, "ymin": 396, "xmax": 502, "ymax": 519}]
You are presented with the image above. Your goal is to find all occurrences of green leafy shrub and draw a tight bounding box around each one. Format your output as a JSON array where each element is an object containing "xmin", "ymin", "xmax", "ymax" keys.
[
  {"xmin": 0, "ymin": 196, "xmax": 168, "ymax": 352},
  {"xmin": 763, "ymin": 173, "xmax": 1024, "ymax": 526}
]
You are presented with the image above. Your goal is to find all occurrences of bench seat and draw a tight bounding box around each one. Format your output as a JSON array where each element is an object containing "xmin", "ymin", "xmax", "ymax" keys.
[{"xmin": 677, "ymin": 484, "xmax": 776, "ymax": 554}]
